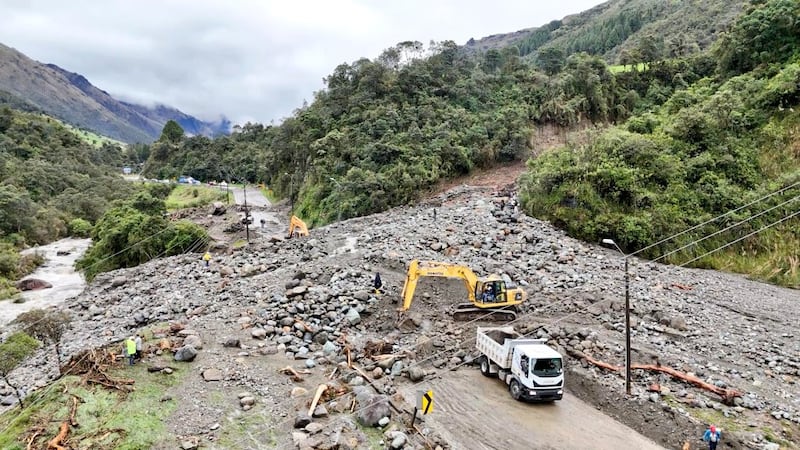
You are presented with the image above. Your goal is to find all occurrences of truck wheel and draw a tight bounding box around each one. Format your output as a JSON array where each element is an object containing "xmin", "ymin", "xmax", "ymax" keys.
[
  {"xmin": 479, "ymin": 356, "xmax": 493, "ymax": 378},
  {"xmin": 509, "ymin": 379, "xmax": 522, "ymax": 401}
]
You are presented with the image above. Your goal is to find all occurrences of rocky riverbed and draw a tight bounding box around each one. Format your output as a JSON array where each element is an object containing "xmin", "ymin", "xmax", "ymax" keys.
[{"xmin": 1, "ymin": 184, "xmax": 798, "ymax": 449}]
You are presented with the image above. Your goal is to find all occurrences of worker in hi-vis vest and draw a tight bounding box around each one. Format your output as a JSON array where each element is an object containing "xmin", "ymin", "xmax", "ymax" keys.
[{"xmin": 124, "ymin": 336, "xmax": 136, "ymax": 365}]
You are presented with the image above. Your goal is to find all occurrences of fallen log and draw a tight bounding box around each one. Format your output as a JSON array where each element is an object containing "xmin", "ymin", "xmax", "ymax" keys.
[
  {"xmin": 308, "ymin": 384, "xmax": 328, "ymax": 417},
  {"xmin": 574, "ymin": 350, "xmax": 742, "ymax": 403},
  {"xmin": 47, "ymin": 422, "xmax": 69, "ymax": 450}
]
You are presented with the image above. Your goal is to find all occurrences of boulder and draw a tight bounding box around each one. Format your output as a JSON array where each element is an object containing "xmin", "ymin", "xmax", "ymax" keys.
[
  {"xmin": 174, "ymin": 346, "xmax": 198, "ymax": 362},
  {"xmin": 357, "ymin": 394, "xmax": 391, "ymax": 427},
  {"xmin": 223, "ymin": 338, "xmax": 241, "ymax": 348},
  {"xmin": 111, "ymin": 276, "xmax": 128, "ymax": 287},
  {"xmin": 16, "ymin": 278, "xmax": 52, "ymax": 291},
  {"xmin": 251, "ymin": 328, "xmax": 267, "ymax": 340},
  {"xmin": 211, "ymin": 202, "xmax": 226, "ymax": 216},
  {"xmin": 294, "ymin": 413, "xmax": 312, "ymax": 429}
]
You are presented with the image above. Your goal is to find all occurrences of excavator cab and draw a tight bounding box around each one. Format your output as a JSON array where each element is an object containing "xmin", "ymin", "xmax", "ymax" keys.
[{"xmin": 287, "ymin": 215, "xmax": 309, "ymax": 238}]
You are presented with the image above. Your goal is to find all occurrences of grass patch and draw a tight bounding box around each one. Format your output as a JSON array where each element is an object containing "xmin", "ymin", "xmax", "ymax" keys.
[
  {"xmin": 231, "ymin": 239, "xmax": 248, "ymax": 249},
  {"xmin": 0, "ymin": 354, "xmax": 185, "ymax": 449},
  {"xmin": 608, "ymin": 63, "xmax": 647, "ymax": 73},
  {"xmin": 165, "ymin": 185, "xmax": 228, "ymax": 211},
  {"xmin": 42, "ymin": 115, "xmax": 124, "ymax": 148}
]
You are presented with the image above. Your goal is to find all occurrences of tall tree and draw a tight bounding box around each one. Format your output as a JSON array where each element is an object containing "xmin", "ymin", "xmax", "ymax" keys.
[{"xmin": 159, "ymin": 120, "xmax": 185, "ymax": 144}]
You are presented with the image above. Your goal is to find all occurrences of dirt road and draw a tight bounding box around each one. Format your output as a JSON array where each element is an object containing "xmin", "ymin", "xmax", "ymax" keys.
[
  {"xmin": 230, "ymin": 186, "xmax": 284, "ymax": 234},
  {"xmin": 402, "ymin": 369, "xmax": 665, "ymax": 450}
]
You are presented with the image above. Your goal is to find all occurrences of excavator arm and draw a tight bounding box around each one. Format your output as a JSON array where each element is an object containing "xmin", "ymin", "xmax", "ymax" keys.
[
  {"xmin": 400, "ymin": 260, "xmax": 480, "ymax": 311},
  {"xmin": 287, "ymin": 215, "xmax": 309, "ymax": 238}
]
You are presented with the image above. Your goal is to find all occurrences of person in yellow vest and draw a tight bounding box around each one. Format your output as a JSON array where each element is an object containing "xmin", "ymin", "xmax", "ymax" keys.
[
  {"xmin": 203, "ymin": 251, "xmax": 212, "ymax": 267},
  {"xmin": 124, "ymin": 336, "xmax": 136, "ymax": 366}
]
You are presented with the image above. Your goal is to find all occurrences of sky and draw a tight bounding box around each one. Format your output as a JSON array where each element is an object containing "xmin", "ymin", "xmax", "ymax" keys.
[{"xmin": 0, "ymin": 0, "xmax": 604, "ymax": 126}]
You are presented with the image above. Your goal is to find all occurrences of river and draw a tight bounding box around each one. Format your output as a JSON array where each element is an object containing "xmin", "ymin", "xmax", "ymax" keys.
[{"xmin": 0, "ymin": 238, "xmax": 91, "ymax": 328}]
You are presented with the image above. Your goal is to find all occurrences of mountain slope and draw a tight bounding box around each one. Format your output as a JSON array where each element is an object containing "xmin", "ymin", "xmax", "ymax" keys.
[
  {"xmin": 464, "ymin": 0, "xmax": 748, "ymax": 63},
  {"xmin": 0, "ymin": 43, "xmax": 228, "ymax": 143}
]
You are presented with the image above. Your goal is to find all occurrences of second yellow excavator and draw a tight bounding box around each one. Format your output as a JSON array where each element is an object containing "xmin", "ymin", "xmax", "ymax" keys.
[
  {"xmin": 287, "ymin": 215, "xmax": 309, "ymax": 238},
  {"xmin": 400, "ymin": 259, "xmax": 526, "ymax": 321}
]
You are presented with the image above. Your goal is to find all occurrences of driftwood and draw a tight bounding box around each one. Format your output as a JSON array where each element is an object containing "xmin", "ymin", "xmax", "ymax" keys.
[
  {"xmin": 47, "ymin": 422, "xmax": 69, "ymax": 450},
  {"xmin": 577, "ymin": 352, "xmax": 742, "ymax": 403},
  {"xmin": 308, "ymin": 384, "xmax": 328, "ymax": 416},
  {"xmin": 48, "ymin": 393, "xmax": 77, "ymax": 450},
  {"xmin": 279, "ymin": 366, "xmax": 311, "ymax": 382}
]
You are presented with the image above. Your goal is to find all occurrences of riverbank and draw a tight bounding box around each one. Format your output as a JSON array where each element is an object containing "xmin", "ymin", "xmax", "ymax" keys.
[{"xmin": 0, "ymin": 238, "xmax": 90, "ymax": 327}]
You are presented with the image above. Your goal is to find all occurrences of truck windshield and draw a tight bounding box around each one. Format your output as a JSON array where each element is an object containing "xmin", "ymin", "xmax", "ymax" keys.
[{"xmin": 532, "ymin": 358, "xmax": 562, "ymax": 377}]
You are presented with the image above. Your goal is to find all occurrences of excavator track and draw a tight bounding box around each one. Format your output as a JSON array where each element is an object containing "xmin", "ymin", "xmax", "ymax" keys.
[{"xmin": 452, "ymin": 304, "xmax": 517, "ymax": 322}]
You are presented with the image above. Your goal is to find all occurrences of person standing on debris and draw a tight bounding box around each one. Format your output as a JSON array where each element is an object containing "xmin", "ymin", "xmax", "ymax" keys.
[
  {"xmin": 124, "ymin": 336, "xmax": 137, "ymax": 366},
  {"xmin": 703, "ymin": 424, "xmax": 721, "ymax": 450},
  {"xmin": 134, "ymin": 334, "xmax": 143, "ymax": 361},
  {"xmin": 373, "ymin": 272, "xmax": 382, "ymax": 294},
  {"xmin": 203, "ymin": 251, "xmax": 212, "ymax": 267}
]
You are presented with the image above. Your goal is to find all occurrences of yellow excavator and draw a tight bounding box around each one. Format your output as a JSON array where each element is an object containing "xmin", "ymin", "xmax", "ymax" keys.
[
  {"xmin": 287, "ymin": 215, "xmax": 309, "ymax": 238},
  {"xmin": 400, "ymin": 260, "xmax": 526, "ymax": 321}
]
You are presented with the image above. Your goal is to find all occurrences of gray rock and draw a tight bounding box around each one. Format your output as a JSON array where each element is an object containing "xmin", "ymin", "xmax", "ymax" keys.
[
  {"xmin": 345, "ymin": 308, "xmax": 361, "ymax": 325},
  {"xmin": 390, "ymin": 433, "xmax": 407, "ymax": 449},
  {"xmin": 294, "ymin": 412, "xmax": 312, "ymax": 429},
  {"xmin": 183, "ymin": 335, "xmax": 203, "ymax": 349},
  {"xmin": 239, "ymin": 396, "xmax": 255, "ymax": 407},
  {"xmin": 669, "ymin": 316, "xmax": 688, "ymax": 331},
  {"xmin": 223, "ymin": 338, "xmax": 240, "ymax": 348},
  {"xmin": 357, "ymin": 394, "xmax": 391, "ymax": 427},
  {"xmin": 202, "ymin": 368, "xmax": 223, "ymax": 381},
  {"xmin": 211, "ymin": 202, "xmax": 226, "ymax": 215},
  {"xmin": 305, "ymin": 359, "xmax": 316, "ymax": 368},
  {"xmin": 0, "ymin": 396, "xmax": 16, "ymax": 406},
  {"xmin": 407, "ymin": 366, "xmax": 425, "ymax": 382},
  {"xmin": 378, "ymin": 417, "xmax": 390, "ymax": 427},
  {"xmin": 305, "ymin": 422, "xmax": 324, "ymax": 434},
  {"xmin": 313, "ymin": 404, "xmax": 328, "ymax": 418},
  {"xmin": 111, "ymin": 276, "xmax": 128, "ymax": 287},
  {"xmin": 174, "ymin": 346, "xmax": 198, "ymax": 362},
  {"xmin": 251, "ymin": 328, "xmax": 267, "ymax": 340}
]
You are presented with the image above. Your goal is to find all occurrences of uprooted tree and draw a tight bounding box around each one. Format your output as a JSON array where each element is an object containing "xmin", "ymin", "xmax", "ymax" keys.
[
  {"xmin": 17, "ymin": 308, "xmax": 72, "ymax": 375},
  {"xmin": 0, "ymin": 332, "xmax": 39, "ymax": 408}
]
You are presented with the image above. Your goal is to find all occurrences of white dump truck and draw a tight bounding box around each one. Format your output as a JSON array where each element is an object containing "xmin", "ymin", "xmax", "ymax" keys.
[{"xmin": 476, "ymin": 326, "xmax": 564, "ymax": 401}]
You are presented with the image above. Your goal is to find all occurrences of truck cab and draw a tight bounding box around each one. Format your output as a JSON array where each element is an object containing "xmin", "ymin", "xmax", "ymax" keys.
[
  {"xmin": 476, "ymin": 326, "xmax": 564, "ymax": 402},
  {"xmin": 510, "ymin": 344, "xmax": 564, "ymax": 401}
]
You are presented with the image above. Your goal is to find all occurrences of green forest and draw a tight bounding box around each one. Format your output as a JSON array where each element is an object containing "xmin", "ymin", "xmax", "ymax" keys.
[
  {"xmin": 0, "ymin": 109, "xmax": 207, "ymax": 297},
  {"xmin": 1, "ymin": 0, "xmax": 798, "ymax": 289}
]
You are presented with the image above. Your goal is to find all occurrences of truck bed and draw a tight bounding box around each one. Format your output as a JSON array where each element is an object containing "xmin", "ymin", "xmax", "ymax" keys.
[{"xmin": 477, "ymin": 326, "xmax": 549, "ymax": 369}]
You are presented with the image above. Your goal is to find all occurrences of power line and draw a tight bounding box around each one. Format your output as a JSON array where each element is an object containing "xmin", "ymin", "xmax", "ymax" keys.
[
  {"xmin": 626, "ymin": 180, "xmax": 800, "ymax": 257},
  {"xmin": 652, "ymin": 194, "xmax": 800, "ymax": 264}
]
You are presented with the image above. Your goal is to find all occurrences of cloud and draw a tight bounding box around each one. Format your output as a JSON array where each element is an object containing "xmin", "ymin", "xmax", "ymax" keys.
[{"xmin": 0, "ymin": 0, "xmax": 603, "ymax": 124}]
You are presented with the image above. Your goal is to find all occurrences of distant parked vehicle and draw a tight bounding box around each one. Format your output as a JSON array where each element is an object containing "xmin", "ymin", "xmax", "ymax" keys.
[{"xmin": 178, "ymin": 176, "xmax": 200, "ymax": 185}]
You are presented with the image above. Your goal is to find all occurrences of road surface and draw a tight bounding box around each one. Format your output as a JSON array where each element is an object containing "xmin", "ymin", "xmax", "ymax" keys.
[
  {"xmin": 230, "ymin": 186, "xmax": 283, "ymax": 234},
  {"xmin": 402, "ymin": 369, "xmax": 665, "ymax": 450}
]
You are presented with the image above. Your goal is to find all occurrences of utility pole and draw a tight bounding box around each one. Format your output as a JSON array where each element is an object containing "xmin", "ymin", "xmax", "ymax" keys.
[
  {"xmin": 602, "ymin": 238, "xmax": 632, "ymax": 396},
  {"xmin": 243, "ymin": 183, "xmax": 250, "ymax": 243}
]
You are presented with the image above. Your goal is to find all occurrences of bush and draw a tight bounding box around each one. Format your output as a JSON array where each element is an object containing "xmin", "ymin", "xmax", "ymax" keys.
[{"xmin": 68, "ymin": 218, "xmax": 93, "ymax": 237}]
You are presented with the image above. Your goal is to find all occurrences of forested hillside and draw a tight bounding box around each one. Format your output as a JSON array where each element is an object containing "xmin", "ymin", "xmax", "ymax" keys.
[
  {"xmin": 0, "ymin": 107, "xmax": 134, "ymax": 296},
  {"xmin": 465, "ymin": 0, "xmax": 748, "ymax": 65},
  {"xmin": 141, "ymin": 0, "xmax": 799, "ymax": 286},
  {"xmin": 521, "ymin": 0, "xmax": 800, "ymax": 286}
]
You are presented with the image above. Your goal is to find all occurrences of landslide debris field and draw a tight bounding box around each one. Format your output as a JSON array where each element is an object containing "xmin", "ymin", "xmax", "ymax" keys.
[{"xmin": 3, "ymin": 184, "xmax": 799, "ymax": 450}]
